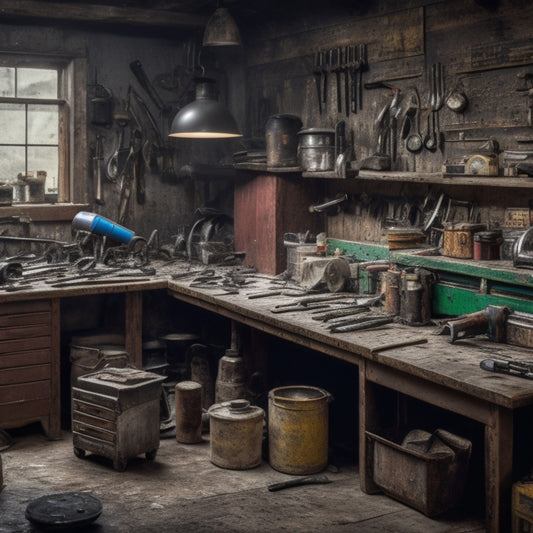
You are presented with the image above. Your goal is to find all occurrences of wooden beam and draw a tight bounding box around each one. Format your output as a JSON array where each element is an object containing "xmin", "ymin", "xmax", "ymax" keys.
[{"xmin": 0, "ymin": 0, "xmax": 208, "ymax": 29}]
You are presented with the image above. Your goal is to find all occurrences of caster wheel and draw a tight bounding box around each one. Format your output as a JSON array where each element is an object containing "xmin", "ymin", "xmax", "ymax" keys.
[
  {"xmin": 73, "ymin": 447, "xmax": 86, "ymax": 459},
  {"xmin": 146, "ymin": 449, "xmax": 157, "ymax": 461},
  {"xmin": 113, "ymin": 459, "xmax": 127, "ymax": 472}
]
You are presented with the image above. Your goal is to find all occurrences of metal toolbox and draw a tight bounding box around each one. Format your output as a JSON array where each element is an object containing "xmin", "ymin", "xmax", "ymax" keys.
[
  {"xmin": 72, "ymin": 367, "xmax": 165, "ymax": 471},
  {"xmin": 366, "ymin": 428, "xmax": 471, "ymax": 517}
]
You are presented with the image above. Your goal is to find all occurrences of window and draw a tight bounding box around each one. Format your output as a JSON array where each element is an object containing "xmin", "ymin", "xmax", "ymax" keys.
[{"xmin": 0, "ymin": 55, "xmax": 81, "ymax": 207}]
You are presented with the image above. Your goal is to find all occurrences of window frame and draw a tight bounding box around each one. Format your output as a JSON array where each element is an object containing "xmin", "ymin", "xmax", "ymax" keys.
[{"xmin": 0, "ymin": 53, "xmax": 88, "ymax": 220}]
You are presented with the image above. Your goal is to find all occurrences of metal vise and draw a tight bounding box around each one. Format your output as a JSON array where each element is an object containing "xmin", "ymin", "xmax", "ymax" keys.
[{"xmin": 440, "ymin": 305, "xmax": 511, "ymax": 343}]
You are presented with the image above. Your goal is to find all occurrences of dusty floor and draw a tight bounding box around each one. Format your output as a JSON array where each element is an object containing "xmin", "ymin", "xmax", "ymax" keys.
[{"xmin": 0, "ymin": 424, "xmax": 486, "ymax": 533}]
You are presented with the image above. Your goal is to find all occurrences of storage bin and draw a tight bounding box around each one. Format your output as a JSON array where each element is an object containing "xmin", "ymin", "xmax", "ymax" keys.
[
  {"xmin": 512, "ymin": 481, "xmax": 533, "ymax": 533},
  {"xmin": 366, "ymin": 428, "xmax": 471, "ymax": 517}
]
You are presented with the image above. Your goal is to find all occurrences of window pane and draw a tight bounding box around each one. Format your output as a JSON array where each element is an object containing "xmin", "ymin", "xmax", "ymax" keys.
[
  {"xmin": 28, "ymin": 105, "xmax": 58, "ymax": 144},
  {"xmin": 0, "ymin": 103, "xmax": 25, "ymax": 144},
  {"xmin": 0, "ymin": 67, "xmax": 15, "ymax": 97},
  {"xmin": 18, "ymin": 68, "xmax": 58, "ymax": 99},
  {"xmin": 0, "ymin": 146, "xmax": 25, "ymax": 183},
  {"xmin": 28, "ymin": 146, "xmax": 58, "ymax": 193}
]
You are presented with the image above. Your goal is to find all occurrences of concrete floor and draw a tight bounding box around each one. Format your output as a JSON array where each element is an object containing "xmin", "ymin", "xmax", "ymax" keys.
[{"xmin": 0, "ymin": 423, "xmax": 486, "ymax": 533}]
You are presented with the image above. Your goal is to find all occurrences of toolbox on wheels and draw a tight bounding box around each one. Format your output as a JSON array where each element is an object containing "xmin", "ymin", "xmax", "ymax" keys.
[{"xmin": 72, "ymin": 367, "xmax": 165, "ymax": 471}]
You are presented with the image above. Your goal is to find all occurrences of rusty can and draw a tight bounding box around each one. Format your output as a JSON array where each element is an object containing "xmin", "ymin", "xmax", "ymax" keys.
[
  {"xmin": 268, "ymin": 385, "xmax": 331, "ymax": 475},
  {"xmin": 473, "ymin": 230, "xmax": 503, "ymax": 260},
  {"xmin": 208, "ymin": 399, "xmax": 264, "ymax": 470},
  {"xmin": 384, "ymin": 269, "xmax": 402, "ymax": 315},
  {"xmin": 399, "ymin": 268, "xmax": 434, "ymax": 325},
  {"xmin": 443, "ymin": 223, "xmax": 485, "ymax": 259},
  {"xmin": 265, "ymin": 114, "xmax": 302, "ymax": 168},
  {"xmin": 175, "ymin": 381, "xmax": 203, "ymax": 444}
]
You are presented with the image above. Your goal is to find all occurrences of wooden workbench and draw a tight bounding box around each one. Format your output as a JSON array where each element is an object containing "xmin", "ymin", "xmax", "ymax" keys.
[
  {"xmin": 0, "ymin": 273, "xmax": 168, "ymax": 442},
  {"xmin": 166, "ymin": 272, "xmax": 533, "ymax": 533},
  {"xmin": 1, "ymin": 260, "xmax": 532, "ymax": 532}
]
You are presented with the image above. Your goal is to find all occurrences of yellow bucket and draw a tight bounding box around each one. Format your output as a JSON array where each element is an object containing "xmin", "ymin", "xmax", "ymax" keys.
[{"xmin": 268, "ymin": 385, "xmax": 331, "ymax": 475}]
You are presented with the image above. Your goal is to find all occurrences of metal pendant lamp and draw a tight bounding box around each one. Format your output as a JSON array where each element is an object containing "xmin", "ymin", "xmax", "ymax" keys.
[
  {"xmin": 202, "ymin": 4, "xmax": 241, "ymax": 47},
  {"xmin": 168, "ymin": 77, "xmax": 242, "ymax": 139}
]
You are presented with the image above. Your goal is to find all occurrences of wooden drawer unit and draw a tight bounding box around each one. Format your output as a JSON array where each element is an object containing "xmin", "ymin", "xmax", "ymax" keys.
[{"xmin": 0, "ymin": 299, "xmax": 60, "ymax": 438}]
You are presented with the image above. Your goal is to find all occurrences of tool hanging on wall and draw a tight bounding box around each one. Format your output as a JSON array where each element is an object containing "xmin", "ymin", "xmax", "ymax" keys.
[
  {"xmin": 313, "ymin": 51, "xmax": 323, "ymax": 115},
  {"xmin": 516, "ymin": 72, "xmax": 533, "ymax": 126},
  {"xmin": 106, "ymin": 112, "xmax": 131, "ymax": 182},
  {"xmin": 424, "ymin": 63, "xmax": 445, "ymax": 152},
  {"xmin": 93, "ymin": 135, "xmax": 104, "ymax": 205},
  {"xmin": 88, "ymin": 72, "xmax": 113, "ymax": 126},
  {"xmin": 311, "ymin": 43, "xmax": 367, "ymax": 116},
  {"xmin": 405, "ymin": 87, "xmax": 423, "ymax": 153},
  {"xmin": 128, "ymin": 86, "xmax": 164, "ymax": 173},
  {"xmin": 130, "ymin": 59, "xmax": 167, "ymax": 114}
]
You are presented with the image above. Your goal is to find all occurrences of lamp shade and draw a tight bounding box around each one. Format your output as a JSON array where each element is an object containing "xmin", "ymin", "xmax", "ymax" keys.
[
  {"xmin": 203, "ymin": 7, "xmax": 241, "ymax": 47},
  {"xmin": 169, "ymin": 78, "xmax": 242, "ymax": 139}
]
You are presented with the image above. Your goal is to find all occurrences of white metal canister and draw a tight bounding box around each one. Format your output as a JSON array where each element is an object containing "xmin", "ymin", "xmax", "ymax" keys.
[{"xmin": 208, "ymin": 399, "xmax": 264, "ymax": 470}]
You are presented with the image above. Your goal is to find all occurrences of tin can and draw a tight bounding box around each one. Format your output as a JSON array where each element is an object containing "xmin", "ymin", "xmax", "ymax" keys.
[
  {"xmin": 473, "ymin": 230, "xmax": 503, "ymax": 260},
  {"xmin": 265, "ymin": 114, "xmax": 302, "ymax": 168},
  {"xmin": 297, "ymin": 128, "xmax": 336, "ymax": 171},
  {"xmin": 443, "ymin": 223, "xmax": 485, "ymax": 259}
]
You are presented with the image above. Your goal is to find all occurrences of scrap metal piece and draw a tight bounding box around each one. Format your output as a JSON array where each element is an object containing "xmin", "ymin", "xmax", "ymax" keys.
[
  {"xmin": 274, "ymin": 294, "xmax": 354, "ymax": 309},
  {"xmin": 267, "ymin": 474, "xmax": 332, "ymax": 492},
  {"xmin": 513, "ymin": 226, "xmax": 533, "ymax": 268},
  {"xmin": 326, "ymin": 313, "xmax": 387, "ymax": 330},
  {"xmin": 312, "ymin": 306, "xmax": 369, "ymax": 322},
  {"xmin": 330, "ymin": 316, "xmax": 394, "ymax": 333},
  {"xmin": 270, "ymin": 303, "xmax": 332, "ymax": 314},
  {"xmin": 25, "ymin": 492, "xmax": 102, "ymax": 529}
]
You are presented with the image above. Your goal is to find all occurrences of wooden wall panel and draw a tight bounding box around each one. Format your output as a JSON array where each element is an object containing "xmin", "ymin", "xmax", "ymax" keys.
[
  {"xmin": 246, "ymin": 8, "xmax": 424, "ymax": 67},
  {"xmin": 234, "ymin": 174, "xmax": 323, "ymax": 275}
]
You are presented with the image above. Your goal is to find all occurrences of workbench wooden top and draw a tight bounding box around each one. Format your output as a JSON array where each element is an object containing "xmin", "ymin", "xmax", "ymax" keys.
[
  {"xmin": 1, "ymin": 258, "xmax": 532, "ymax": 410},
  {"xmin": 166, "ymin": 268, "xmax": 533, "ymax": 411}
]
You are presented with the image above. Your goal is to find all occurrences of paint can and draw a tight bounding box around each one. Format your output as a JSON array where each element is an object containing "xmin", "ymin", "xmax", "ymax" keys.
[{"xmin": 268, "ymin": 385, "xmax": 331, "ymax": 475}]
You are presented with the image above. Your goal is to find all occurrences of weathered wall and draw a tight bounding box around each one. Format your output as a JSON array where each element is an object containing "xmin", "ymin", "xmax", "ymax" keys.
[
  {"xmin": 0, "ymin": 22, "xmax": 240, "ymax": 246},
  {"xmin": 240, "ymin": 0, "xmax": 533, "ymax": 243}
]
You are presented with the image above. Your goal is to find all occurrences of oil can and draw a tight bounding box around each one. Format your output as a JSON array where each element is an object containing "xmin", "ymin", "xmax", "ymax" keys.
[{"xmin": 208, "ymin": 399, "xmax": 264, "ymax": 470}]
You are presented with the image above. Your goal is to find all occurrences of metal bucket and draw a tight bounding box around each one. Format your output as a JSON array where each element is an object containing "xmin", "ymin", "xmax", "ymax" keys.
[
  {"xmin": 265, "ymin": 114, "xmax": 302, "ymax": 168},
  {"xmin": 208, "ymin": 399, "xmax": 264, "ymax": 470},
  {"xmin": 297, "ymin": 128, "xmax": 336, "ymax": 172},
  {"xmin": 268, "ymin": 385, "xmax": 331, "ymax": 475}
]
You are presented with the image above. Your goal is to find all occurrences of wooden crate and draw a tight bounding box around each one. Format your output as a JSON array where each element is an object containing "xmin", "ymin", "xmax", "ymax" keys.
[{"xmin": 366, "ymin": 429, "xmax": 471, "ymax": 517}]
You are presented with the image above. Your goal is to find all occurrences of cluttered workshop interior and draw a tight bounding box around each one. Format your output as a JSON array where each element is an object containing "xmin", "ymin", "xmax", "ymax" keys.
[{"xmin": 1, "ymin": 0, "xmax": 533, "ymax": 531}]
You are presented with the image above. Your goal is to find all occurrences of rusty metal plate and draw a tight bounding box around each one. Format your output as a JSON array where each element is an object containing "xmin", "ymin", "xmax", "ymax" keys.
[{"xmin": 25, "ymin": 491, "xmax": 102, "ymax": 529}]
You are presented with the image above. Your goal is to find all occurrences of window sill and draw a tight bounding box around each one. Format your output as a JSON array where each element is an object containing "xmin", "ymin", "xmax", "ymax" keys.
[{"xmin": 0, "ymin": 203, "xmax": 89, "ymax": 222}]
